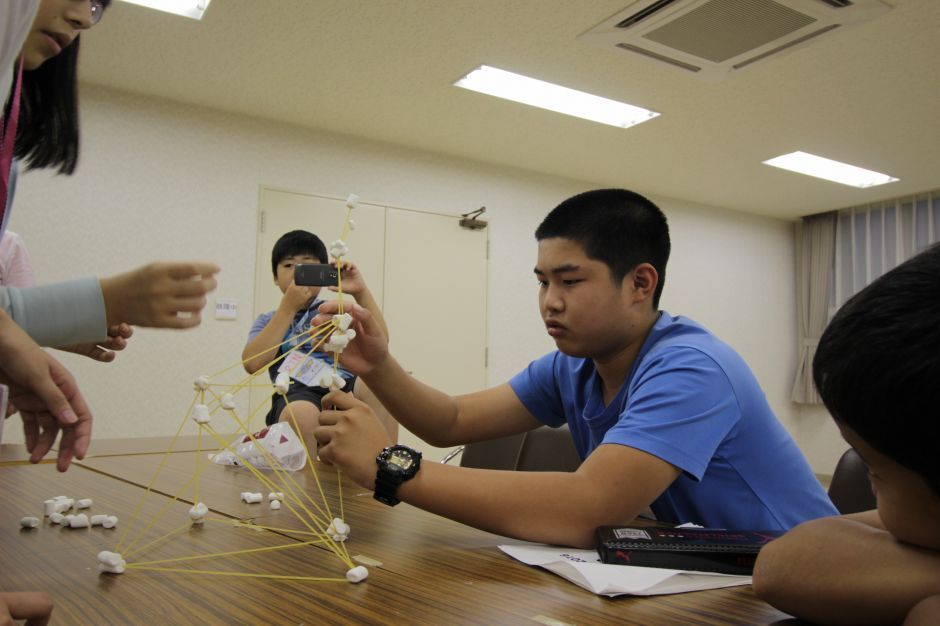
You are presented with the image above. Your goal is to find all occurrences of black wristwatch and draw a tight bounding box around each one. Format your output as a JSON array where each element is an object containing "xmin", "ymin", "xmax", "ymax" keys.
[{"xmin": 373, "ymin": 445, "xmax": 422, "ymax": 506}]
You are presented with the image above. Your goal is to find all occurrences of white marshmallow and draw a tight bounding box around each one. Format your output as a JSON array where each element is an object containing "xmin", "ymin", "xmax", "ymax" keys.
[
  {"xmin": 241, "ymin": 492, "xmax": 263, "ymax": 504},
  {"xmin": 76, "ymin": 498, "xmax": 93, "ymax": 509},
  {"xmin": 193, "ymin": 375, "xmax": 210, "ymax": 391},
  {"xmin": 19, "ymin": 517, "xmax": 39, "ymax": 529},
  {"xmin": 43, "ymin": 499, "xmax": 56, "ymax": 517},
  {"xmin": 327, "ymin": 333, "xmax": 349, "ymax": 349},
  {"xmin": 345, "ymin": 565, "xmax": 368, "ymax": 583},
  {"xmin": 327, "ymin": 517, "xmax": 350, "ymax": 542},
  {"xmin": 348, "ymin": 219, "xmax": 357, "ymax": 231},
  {"xmin": 269, "ymin": 500, "xmax": 281, "ymax": 510},
  {"xmin": 317, "ymin": 372, "xmax": 334, "ymax": 388},
  {"xmin": 192, "ymin": 404, "xmax": 211, "ymax": 425},
  {"xmin": 97, "ymin": 551, "xmax": 126, "ymax": 574},
  {"xmin": 90, "ymin": 514, "xmax": 108, "ymax": 526},
  {"xmin": 53, "ymin": 498, "xmax": 73, "ymax": 513},
  {"xmin": 274, "ymin": 373, "xmax": 291, "ymax": 395},
  {"xmin": 68, "ymin": 513, "xmax": 90, "ymax": 528},
  {"xmin": 220, "ymin": 393, "xmax": 236, "ymax": 410},
  {"xmin": 345, "ymin": 193, "xmax": 359, "ymax": 209},
  {"xmin": 330, "ymin": 240, "xmax": 349, "ymax": 259},
  {"xmin": 345, "ymin": 329, "xmax": 357, "ymax": 341},
  {"xmin": 49, "ymin": 512, "xmax": 65, "ymax": 524},
  {"xmin": 102, "ymin": 516, "xmax": 118, "ymax": 529},
  {"xmin": 333, "ymin": 313, "xmax": 354, "ymax": 332},
  {"xmin": 189, "ymin": 502, "xmax": 208, "ymax": 523},
  {"xmin": 267, "ymin": 492, "xmax": 284, "ymax": 501}
]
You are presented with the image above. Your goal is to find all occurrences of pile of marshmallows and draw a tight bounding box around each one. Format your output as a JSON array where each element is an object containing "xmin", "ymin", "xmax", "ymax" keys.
[{"xmin": 20, "ymin": 496, "xmax": 119, "ymax": 531}]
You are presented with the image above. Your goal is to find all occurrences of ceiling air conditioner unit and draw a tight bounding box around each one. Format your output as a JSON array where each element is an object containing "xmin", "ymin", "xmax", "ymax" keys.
[{"xmin": 578, "ymin": 0, "xmax": 894, "ymax": 81}]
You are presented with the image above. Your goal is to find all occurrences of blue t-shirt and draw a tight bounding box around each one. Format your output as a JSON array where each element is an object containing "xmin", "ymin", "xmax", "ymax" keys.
[
  {"xmin": 509, "ymin": 311, "xmax": 837, "ymax": 531},
  {"xmin": 247, "ymin": 299, "xmax": 353, "ymax": 385}
]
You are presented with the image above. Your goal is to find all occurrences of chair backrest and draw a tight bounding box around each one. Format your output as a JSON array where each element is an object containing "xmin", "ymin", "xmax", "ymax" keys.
[
  {"xmin": 828, "ymin": 447, "xmax": 877, "ymax": 514},
  {"xmin": 458, "ymin": 433, "xmax": 525, "ymax": 470},
  {"xmin": 515, "ymin": 425, "xmax": 582, "ymax": 472}
]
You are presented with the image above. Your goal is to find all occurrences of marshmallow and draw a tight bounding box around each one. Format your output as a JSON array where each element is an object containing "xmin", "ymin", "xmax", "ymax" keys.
[
  {"xmin": 76, "ymin": 498, "xmax": 93, "ymax": 509},
  {"xmin": 19, "ymin": 517, "xmax": 40, "ymax": 529},
  {"xmin": 68, "ymin": 513, "xmax": 90, "ymax": 528},
  {"xmin": 192, "ymin": 404, "xmax": 211, "ymax": 425},
  {"xmin": 241, "ymin": 492, "xmax": 263, "ymax": 504},
  {"xmin": 43, "ymin": 499, "xmax": 56, "ymax": 517},
  {"xmin": 333, "ymin": 313, "xmax": 354, "ymax": 332},
  {"xmin": 348, "ymin": 219, "xmax": 357, "ymax": 231},
  {"xmin": 329, "ymin": 373, "xmax": 346, "ymax": 392},
  {"xmin": 345, "ymin": 565, "xmax": 368, "ymax": 583},
  {"xmin": 327, "ymin": 333, "xmax": 349, "ymax": 349},
  {"xmin": 330, "ymin": 240, "xmax": 349, "ymax": 259},
  {"xmin": 102, "ymin": 516, "xmax": 118, "ymax": 529},
  {"xmin": 274, "ymin": 373, "xmax": 291, "ymax": 395},
  {"xmin": 49, "ymin": 512, "xmax": 65, "ymax": 524},
  {"xmin": 220, "ymin": 393, "xmax": 236, "ymax": 410},
  {"xmin": 318, "ymin": 372, "xmax": 335, "ymax": 389},
  {"xmin": 189, "ymin": 502, "xmax": 209, "ymax": 524},
  {"xmin": 193, "ymin": 375, "xmax": 210, "ymax": 391},
  {"xmin": 345, "ymin": 329, "xmax": 357, "ymax": 341},
  {"xmin": 267, "ymin": 492, "xmax": 284, "ymax": 501},
  {"xmin": 97, "ymin": 551, "xmax": 126, "ymax": 575},
  {"xmin": 53, "ymin": 498, "xmax": 73, "ymax": 514},
  {"xmin": 90, "ymin": 514, "xmax": 108, "ymax": 526},
  {"xmin": 345, "ymin": 193, "xmax": 359, "ymax": 210},
  {"xmin": 327, "ymin": 517, "xmax": 350, "ymax": 542},
  {"xmin": 269, "ymin": 500, "xmax": 281, "ymax": 510}
]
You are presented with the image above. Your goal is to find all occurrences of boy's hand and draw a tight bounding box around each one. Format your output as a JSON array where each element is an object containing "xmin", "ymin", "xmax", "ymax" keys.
[
  {"xmin": 281, "ymin": 280, "xmax": 317, "ymax": 313},
  {"xmin": 100, "ymin": 262, "xmax": 220, "ymax": 329},
  {"xmin": 0, "ymin": 313, "xmax": 92, "ymax": 472},
  {"xmin": 61, "ymin": 323, "xmax": 133, "ymax": 363},
  {"xmin": 0, "ymin": 591, "xmax": 53, "ymax": 626},
  {"xmin": 329, "ymin": 262, "xmax": 366, "ymax": 296},
  {"xmin": 315, "ymin": 390, "xmax": 392, "ymax": 487},
  {"xmin": 310, "ymin": 302, "xmax": 388, "ymax": 375}
]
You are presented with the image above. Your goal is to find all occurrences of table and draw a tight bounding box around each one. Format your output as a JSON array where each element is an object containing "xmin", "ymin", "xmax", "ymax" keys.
[{"xmin": 1, "ymin": 443, "xmax": 793, "ymax": 625}]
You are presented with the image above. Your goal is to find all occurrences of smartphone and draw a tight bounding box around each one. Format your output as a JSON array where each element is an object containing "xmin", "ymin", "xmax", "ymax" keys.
[{"xmin": 294, "ymin": 263, "xmax": 339, "ymax": 287}]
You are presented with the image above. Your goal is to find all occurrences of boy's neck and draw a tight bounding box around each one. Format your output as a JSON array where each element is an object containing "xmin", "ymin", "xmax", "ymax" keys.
[{"xmin": 593, "ymin": 310, "xmax": 659, "ymax": 406}]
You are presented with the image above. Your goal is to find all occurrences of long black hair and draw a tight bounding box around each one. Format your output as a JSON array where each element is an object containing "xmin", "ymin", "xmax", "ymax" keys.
[{"xmin": 12, "ymin": 36, "xmax": 82, "ymax": 174}]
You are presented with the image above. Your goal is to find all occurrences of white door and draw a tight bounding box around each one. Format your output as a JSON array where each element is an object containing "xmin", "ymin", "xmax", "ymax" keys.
[{"xmin": 254, "ymin": 188, "xmax": 488, "ymax": 461}]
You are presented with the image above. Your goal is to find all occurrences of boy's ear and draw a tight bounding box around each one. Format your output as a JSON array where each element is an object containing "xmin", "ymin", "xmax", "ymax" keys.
[{"xmin": 630, "ymin": 263, "xmax": 658, "ymax": 302}]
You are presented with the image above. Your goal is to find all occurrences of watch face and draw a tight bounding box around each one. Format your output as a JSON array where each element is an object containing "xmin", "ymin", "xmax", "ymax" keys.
[{"xmin": 388, "ymin": 449, "xmax": 414, "ymax": 471}]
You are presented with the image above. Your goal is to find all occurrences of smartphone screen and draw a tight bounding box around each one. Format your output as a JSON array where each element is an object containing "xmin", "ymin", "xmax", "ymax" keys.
[{"xmin": 294, "ymin": 264, "xmax": 339, "ymax": 287}]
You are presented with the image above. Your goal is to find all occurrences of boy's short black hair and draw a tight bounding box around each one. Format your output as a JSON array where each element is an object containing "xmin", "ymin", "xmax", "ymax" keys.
[
  {"xmin": 271, "ymin": 230, "xmax": 328, "ymax": 275},
  {"xmin": 535, "ymin": 189, "xmax": 670, "ymax": 307},
  {"xmin": 813, "ymin": 242, "xmax": 940, "ymax": 495}
]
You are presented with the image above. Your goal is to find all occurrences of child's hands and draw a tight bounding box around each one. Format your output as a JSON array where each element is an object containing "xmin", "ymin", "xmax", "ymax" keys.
[
  {"xmin": 100, "ymin": 262, "xmax": 219, "ymax": 329},
  {"xmin": 329, "ymin": 262, "xmax": 367, "ymax": 296},
  {"xmin": 281, "ymin": 280, "xmax": 317, "ymax": 313},
  {"xmin": 0, "ymin": 312, "xmax": 93, "ymax": 472},
  {"xmin": 0, "ymin": 591, "xmax": 54, "ymax": 626},
  {"xmin": 61, "ymin": 323, "xmax": 133, "ymax": 363}
]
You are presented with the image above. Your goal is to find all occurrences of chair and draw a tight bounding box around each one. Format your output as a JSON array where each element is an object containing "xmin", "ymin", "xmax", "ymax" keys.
[
  {"xmin": 828, "ymin": 447, "xmax": 877, "ymax": 514},
  {"xmin": 515, "ymin": 425, "xmax": 582, "ymax": 472},
  {"xmin": 441, "ymin": 433, "xmax": 525, "ymax": 470}
]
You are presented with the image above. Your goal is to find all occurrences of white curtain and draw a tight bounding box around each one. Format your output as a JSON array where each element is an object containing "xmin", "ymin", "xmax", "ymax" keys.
[
  {"xmin": 833, "ymin": 189, "xmax": 940, "ymax": 313},
  {"xmin": 792, "ymin": 189, "xmax": 940, "ymax": 404},
  {"xmin": 791, "ymin": 213, "xmax": 835, "ymax": 404}
]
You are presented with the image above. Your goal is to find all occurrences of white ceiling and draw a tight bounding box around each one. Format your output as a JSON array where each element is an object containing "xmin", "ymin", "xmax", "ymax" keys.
[{"xmin": 79, "ymin": 0, "xmax": 940, "ymax": 219}]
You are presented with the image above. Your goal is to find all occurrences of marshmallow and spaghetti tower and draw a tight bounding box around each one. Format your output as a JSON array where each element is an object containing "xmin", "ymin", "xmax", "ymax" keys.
[{"xmin": 99, "ymin": 194, "xmax": 369, "ymax": 584}]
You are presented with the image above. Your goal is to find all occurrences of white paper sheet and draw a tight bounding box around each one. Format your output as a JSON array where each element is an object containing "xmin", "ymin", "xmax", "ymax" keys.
[{"xmin": 498, "ymin": 543, "xmax": 751, "ymax": 597}]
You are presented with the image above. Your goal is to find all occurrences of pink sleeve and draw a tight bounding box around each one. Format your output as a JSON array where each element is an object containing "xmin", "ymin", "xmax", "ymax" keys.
[{"xmin": 0, "ymin": 231, "xmax": 36, "ymax": 287}]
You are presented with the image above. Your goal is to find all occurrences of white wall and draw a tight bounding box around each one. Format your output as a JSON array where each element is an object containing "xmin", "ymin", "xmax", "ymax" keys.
[{"xmin": 8, "ymin": 86, "xmax": 807, "ymax": 462}]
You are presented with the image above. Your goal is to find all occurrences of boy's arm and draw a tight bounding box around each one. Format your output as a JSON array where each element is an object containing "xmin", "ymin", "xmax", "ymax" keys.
[
  {"xmin": 753, "ymin": 511, "xmax": 940, "ymax": 625},
  {"xmin": 242, "ymin": 282, "xmax": 313, "ymax": 373},
  {"xmin": 316, "ymin": 390, "xmax": 681, "ymax": 547}
]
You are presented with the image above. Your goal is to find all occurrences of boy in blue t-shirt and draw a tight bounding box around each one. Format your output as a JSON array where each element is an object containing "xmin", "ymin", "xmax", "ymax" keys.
[
  {"xmin": 307, "ymin": 189, "xmax": 835, "ymax": 548},
  {"xmin": 243, "ymin": 230, "xmax": 394, "ymax": 452}
]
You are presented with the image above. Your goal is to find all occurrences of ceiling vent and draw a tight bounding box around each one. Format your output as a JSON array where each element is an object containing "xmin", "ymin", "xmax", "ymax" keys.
[{"xmin": 578, "ymin": 0, "xmax": 893, "ymax": 81}]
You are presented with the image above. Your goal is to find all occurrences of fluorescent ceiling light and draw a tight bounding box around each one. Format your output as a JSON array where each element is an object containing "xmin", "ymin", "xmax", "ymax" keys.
[
  {"xmin": 763, "ymin": 151, "xmax": 899, "ymax": 188},
  {"xmin": 119, "ymin": 0, "xmax": 211, "ymax": 20},
  {"xmin": 454, "ymin": 65, "xmax": 659, "ymax": 129}
]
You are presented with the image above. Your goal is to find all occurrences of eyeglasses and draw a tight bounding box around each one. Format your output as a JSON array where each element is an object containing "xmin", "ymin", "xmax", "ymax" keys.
[{"xmin": 89, "ymin": 0, "xmax": 105, "ymax": 25}]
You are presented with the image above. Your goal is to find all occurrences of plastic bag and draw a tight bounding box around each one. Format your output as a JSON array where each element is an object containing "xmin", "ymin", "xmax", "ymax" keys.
[{"xmin": 210, "ymin": 422, "xmax": 307, "ymax": 472}]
